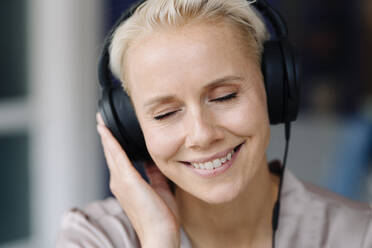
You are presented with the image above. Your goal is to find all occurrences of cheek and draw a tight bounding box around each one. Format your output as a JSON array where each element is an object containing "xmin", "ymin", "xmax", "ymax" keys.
[
  {"xmin": 142, "ymin": 124, "xmax": 184, "ymax": 164},
  {"xmin": 218, "ymin": 93, "xmax": 270, "ymax": 138}
]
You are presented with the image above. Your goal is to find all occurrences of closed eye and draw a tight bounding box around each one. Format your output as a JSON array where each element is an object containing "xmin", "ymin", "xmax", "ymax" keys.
[
  {"xmin": 154, "ymin": 92, "xmax": 237, "ymax": 121},
  {"xmin": 154, "ymin": 110, "xmax": 179, "ymax": 120},
  {"xmin": 210, "ymin": 92, "xmax": 237, "ymax": 102}
]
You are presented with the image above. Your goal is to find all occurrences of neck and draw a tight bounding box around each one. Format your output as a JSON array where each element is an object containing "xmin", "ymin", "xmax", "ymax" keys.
[{"xmin": 175, "ymin": 158, "xmax": 280, "ymax": 247}]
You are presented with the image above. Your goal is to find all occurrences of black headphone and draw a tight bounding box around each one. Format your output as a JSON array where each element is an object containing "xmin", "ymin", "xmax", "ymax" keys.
[{"xmin": 98, "ymin": 0, "xmax": 301, "ymax": 163}]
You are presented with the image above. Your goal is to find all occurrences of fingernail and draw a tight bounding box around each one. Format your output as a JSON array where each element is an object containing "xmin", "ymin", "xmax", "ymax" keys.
[
  {"xmin": 96, "ymin": 112, "xmax": 103, "ymax": 125},
  {"xmin": 96, "ymin": 112, "xmax": 100, "ymax": 123},
  {"xmin": 97, "ymin": 125, "xmax": 104, "ymax": 135}
]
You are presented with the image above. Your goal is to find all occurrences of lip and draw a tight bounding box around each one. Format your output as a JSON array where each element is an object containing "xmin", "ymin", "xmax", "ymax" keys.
[
  {"xmin": 183, "ymin": 142, "xmax": 244, "ymax": 178},
  {"xmin": 183, "ymin": 144, "xmax": 241, "ymax": 164}
]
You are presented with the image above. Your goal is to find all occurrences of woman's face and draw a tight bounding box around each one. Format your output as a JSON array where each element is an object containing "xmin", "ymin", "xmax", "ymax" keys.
[{"xmin": 126, "ymin": 21, "xmax": 270, "ymax": 204}]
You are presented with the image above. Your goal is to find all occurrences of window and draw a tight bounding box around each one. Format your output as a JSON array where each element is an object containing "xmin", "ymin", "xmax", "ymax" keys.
[{"xmin": 0, "ymin": 0, "xmax": 30, "ymax": 244}]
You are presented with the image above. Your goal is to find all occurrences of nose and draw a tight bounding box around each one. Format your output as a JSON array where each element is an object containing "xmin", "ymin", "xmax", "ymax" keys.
[{"xmin": 184, "ymin": 108, "xmax": 224, "ymax": 150}]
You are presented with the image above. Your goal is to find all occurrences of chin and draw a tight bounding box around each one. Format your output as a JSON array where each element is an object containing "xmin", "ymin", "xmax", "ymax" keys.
[{"xmin": 193, "ymin": 181, "xmax": 243, "ymax": 205}]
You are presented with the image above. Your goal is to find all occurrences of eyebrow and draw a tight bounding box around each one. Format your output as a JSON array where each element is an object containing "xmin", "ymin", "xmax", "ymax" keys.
[{"xmin": 143, "ymin": 75, "xmax": 244, "ymax": 108}]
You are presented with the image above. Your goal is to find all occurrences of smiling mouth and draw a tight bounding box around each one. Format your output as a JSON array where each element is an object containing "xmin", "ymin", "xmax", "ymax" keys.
[{"xmin": 180, "ymin": 142, "xmax": 244, "ymax": 167}]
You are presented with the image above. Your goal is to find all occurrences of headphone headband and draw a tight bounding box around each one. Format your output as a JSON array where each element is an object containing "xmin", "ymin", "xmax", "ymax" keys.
[{"xmin": 253, "ymin": 0, "xmax": 288, "ymax": 37}]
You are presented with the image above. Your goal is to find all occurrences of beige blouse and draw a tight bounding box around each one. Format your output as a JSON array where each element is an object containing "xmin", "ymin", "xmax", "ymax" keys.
[{"xmin": 56, "ymin": 164, "xmax": 372, "ymax": 247}]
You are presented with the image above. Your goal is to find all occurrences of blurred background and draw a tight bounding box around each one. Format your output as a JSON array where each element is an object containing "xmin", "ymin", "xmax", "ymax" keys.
[{"xmin": 0, "ymin": 0, "xmax": 371, "ymax": 247}]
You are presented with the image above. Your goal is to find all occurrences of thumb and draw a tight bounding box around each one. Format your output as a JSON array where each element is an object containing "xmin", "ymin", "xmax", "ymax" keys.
[{"xmin": 144, "ymin": 162, "xmax": 179, "ymax": 220}]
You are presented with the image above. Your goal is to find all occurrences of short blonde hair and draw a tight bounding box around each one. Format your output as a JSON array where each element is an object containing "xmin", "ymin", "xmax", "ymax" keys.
[{"xmin": 110, "ymin": 0, "xmax": 270, "ymax": 92}]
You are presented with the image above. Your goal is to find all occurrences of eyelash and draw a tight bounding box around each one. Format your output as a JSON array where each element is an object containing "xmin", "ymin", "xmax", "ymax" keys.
[
  {"xmin": 154, "ymin": 110, "xmax": 179, "ymax": 120},
  {"xmin": 210, "ymin": 92, "xmax": 237, "ymax": 102},
  {"xmin": 154, "ymin": 92, "xmax": 237, "ymax": 121}
]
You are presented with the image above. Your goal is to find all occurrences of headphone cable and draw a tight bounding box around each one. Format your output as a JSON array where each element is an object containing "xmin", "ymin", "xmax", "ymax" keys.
[{"xmin": 272, "ymin": 121, "xmax": 291, "ymax": 248}]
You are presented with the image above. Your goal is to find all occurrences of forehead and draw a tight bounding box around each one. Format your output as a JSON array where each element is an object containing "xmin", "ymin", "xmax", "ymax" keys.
[{"xmin": 125, "ymin": 20, "xmax": 259, "ymax": 99}]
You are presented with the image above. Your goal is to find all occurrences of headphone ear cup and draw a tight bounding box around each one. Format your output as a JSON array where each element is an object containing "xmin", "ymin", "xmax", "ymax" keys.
[
  {"xmin": 280, "ymin": 39, "xmax": 301, "ymax": 123},
  {"xmin": 99, "ymin": 87, "xmax": 126, "ymax": 147},
  {"xmin": 262, "ymin": 41, "xmax": 286, "ymax": 124},
  {"xmin": 99, "ymin": 86, "xmax": 151, "ymax": 162}
]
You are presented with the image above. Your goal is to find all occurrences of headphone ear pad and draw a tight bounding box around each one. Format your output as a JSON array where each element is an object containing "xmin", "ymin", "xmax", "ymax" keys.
[
  {"xmin": 280, "ymin": 39, "xmax": 301, "ymax": 122},
  {"xmin": 99, "ymin": 86, "xmax": 151, "ymax": 162},
  {"xmin": 261, "ymin": 41, "xmax": 285, "ymax": 125}
]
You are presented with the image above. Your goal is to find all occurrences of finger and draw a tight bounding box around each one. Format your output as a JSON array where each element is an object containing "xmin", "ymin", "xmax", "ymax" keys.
[
  {"xmin": 144, "ymin": 162, "xmax": 179, "ymax": 220},
  {"xmin": 96, "ymin": 112, "xmax": 106, "ymax": 126},
  {"xmin": 97, "ymin": 124, "xmax": 141, "ymax": 179},
  {"xmin": 98, "ymin": 128, "xmax": 115, "ymax": 171}
]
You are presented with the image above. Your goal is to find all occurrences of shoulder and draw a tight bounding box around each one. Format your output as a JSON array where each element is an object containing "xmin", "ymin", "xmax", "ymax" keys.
[
  {"xmin": 56, "ymin": 197, "xmax": 140, "ymax": 248},
  {"xmin": 278, "ymin": 168, "xmax": 372, "ymax": 247},
  {"xmin": 302, "ymin": 181, "xmax": 372, "ymax": 247}
]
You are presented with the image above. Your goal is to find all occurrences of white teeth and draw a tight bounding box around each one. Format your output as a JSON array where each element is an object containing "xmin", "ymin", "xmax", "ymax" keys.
[
  {"xmin": 227, "ymin": 153, "xmax": 232, "ymax": 161},
  {"xmin": 190, "ymin": 149, "xmax": 235, "ymax": 170},
  {"xmin": 205, "ymin": 162, "xmax": 213, "ymax": 169},
  {"xmin": 213, "ymin": 159, "xmax": 221, "ymax": 168}
]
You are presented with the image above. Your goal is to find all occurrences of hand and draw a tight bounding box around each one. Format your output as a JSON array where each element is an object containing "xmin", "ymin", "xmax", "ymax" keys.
[{"xmin": 96, "ymin": 113, "xmax": 180, "ymax": 248}]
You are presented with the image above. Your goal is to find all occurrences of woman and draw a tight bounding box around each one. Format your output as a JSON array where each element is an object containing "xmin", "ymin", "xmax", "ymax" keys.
[{"xmin": 57, "ymin": 0, "xmax": 372, "ymax": 247}]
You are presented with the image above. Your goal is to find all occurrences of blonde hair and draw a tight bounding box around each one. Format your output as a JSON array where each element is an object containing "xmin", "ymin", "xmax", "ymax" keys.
[{"xmin": 110, "ymin": 0, "xmax": 270, "ymax": 92}]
